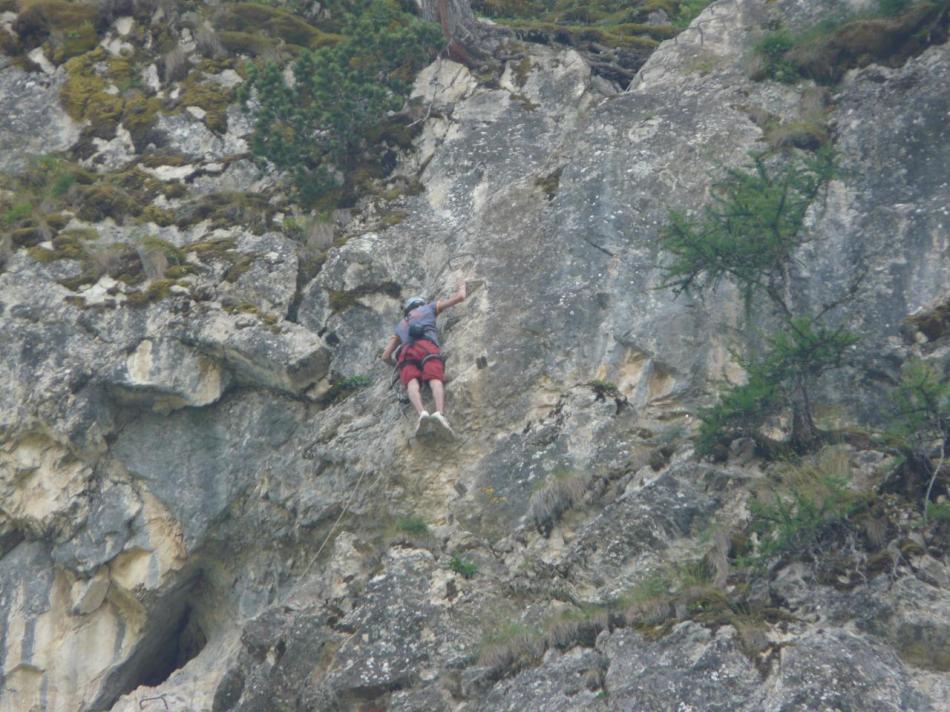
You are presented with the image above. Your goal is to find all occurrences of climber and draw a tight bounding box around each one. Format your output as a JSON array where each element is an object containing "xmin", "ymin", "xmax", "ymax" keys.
[{"xmin": 381, "ymin": 281, "xmax": 467, "ymax": 439}]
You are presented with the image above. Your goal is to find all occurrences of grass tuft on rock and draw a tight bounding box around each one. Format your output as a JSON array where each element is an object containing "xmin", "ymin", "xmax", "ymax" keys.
[{"xmin": 528, "ymin": 469, "xmax": 588, "ymax": 537}]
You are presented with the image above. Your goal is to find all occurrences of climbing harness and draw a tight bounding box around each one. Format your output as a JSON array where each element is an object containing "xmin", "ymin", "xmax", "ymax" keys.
[
  {"xmin": 394, "ymin": 344, "xmax": 446, "ymax": 375},
  {"xmin": 389, "ymin": 342, "xmax": 449, "ymax": 401}
]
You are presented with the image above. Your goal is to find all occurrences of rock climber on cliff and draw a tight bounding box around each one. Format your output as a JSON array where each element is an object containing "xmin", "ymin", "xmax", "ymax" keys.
[{"xmin": 381, "ymin": 281, "xmax": 467, "ymax": 439}]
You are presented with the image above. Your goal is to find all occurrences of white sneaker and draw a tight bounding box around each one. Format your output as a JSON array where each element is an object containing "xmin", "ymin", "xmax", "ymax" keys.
[
  {"xmin": 430, "ymin": 412, "xmax": 455, "ymax": 440},
  {"xmin": 415, "ymin": 410, "xmax": 431, "ymax": 437}
]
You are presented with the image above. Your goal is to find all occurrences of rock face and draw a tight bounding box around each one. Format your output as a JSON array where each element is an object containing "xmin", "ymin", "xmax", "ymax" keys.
[
  {"xmin": 0, "ymin": 0, "xmax": 948, "ymax": 711},
  {"xmin": 0, "ymin": 69, "xmax": 79, "ymax": 173}
]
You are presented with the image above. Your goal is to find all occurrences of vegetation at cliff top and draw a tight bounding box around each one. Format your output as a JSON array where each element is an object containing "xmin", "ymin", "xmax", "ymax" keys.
[
  {"xmin": 752, "ymin": 0, "xmax": 950, "ymax": 85},
  {"xmin": 239, "ymin": 0, "xmax": 443, "ymax": 206},
  {"xmin": 471, "ymin": 0, "xmax": 714, "ymax": 44}
]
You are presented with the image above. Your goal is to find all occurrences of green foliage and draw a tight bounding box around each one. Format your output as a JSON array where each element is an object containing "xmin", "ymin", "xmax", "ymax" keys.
[
  {"xmin": 215, "ymin": 2, "xmax": 343, "ymax": 48},
  {"xmin": 472, "ymin": 1, "xmax": 679, "ymax": 50},
  {"xmin": 478, "ymin": 603, "xmax": 608, "ymax": 673},
  {"xmin": 3, "ymin": 202, "xmax": 33, "ymax": 226},
  {"xmin": 888, "ymin": 358, "xmax": 950, "ymax": 520},
  {"xmin": 240, "ymin": 0, "xmax": 442, "ymax": 205},
  {"xmin": 749, "ymin": 449, "xmax": 861, "ymax": 560},
  {"xmin": 754, "ymin": 30, "xmax": 798, "ymax": 83},
  {"xmin": 322, "ymin": 374, "xmax": 372, "ymax": 403},
  {"xmin": 617, "ymin": 558, "xmax": 732, "ymax": 632},
  {"xmin": 661, "ymin": 149, "xmax": 835, "ymax": 302},
  {"xmin": 673, "ymin": 0, "xmax": 713, "ymax": 29},
  {"xmin": 877, "ymin": 0, "xmax": 913, "ymax": 16},
  {"xmin": 926, "ymin": 501, "xmax": 950, "ymax": 522},
  {"xmin": 449, "ymin": 554, "xmax": 478, "ymax": 578},
  {"xmin": 890, "ymin": 359, "xmax": 950, "ymax": 447},
  {"xmin": 697, "ymin": 368, "xmax": 780, "ymax": 456},
  {"xmin": 478, "ymin": 621, "xmax": 544, "ymax": 670},
  {"xmin": 140, "ymin": 235, "xmax": 186, "ymax": 265},
  {"xmin": 528, "ymin": 469, "xmax": 588, "ymax": 536},
  {"xmin": 58, "ymin": 20, "xmax": 99, "ymax": 60},
  {"xmin": 698, "ymin": 319, "xmax": 859, "ymax": 456},
  {"xmin": 396, "ymin": 515, "xmax": 429, "ymax": 536},
  {"xmin": 589, "ymin": 379, "xmax": 620, "ymax": 397},
  {"xmin": 660, "ymin": 149, "xmax": 855, "ymax": 455}
]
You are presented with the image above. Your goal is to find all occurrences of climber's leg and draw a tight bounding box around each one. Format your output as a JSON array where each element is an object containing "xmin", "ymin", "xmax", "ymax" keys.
[
  {"xmin": 430, "ymin": 379, "xmax": 445, "ymax": 414},
  {"xmin": 406, "ymin": 378, "xmax": 425, "ymax": 415}
]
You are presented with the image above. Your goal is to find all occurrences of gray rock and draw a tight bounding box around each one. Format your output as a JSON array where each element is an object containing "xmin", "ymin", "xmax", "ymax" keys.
[
  {"xmin": 110, "ymin": 337, "xmax": 230, "ymax": 411},
  {"xmin": 112, "ymin": 391, "xmax": 301, "ymax": 548},
  {"xmin": 184, "ymin": 313, "xmax": 330, "ymax": 395},
  {"xmin": 224, "ymin": 232, "xmax": 299, "ymax": 318},
  {"xmin": 0, "ymin": 68, "xmax": 79, "ymax": 173},
  {"xmin": 601, "ymin": 624, "xmax": 763, "ymax": 711},
  {"xmin": 155, "ymin": 109, "xmax": 248, "ymax": 160},
  {"xmin": 51, "ymin": 477, "xmax": 141, "ymax": 575},
  {"xmin": 318, "ymin": 549, "xmax": 444, "ymax": 699},
  {"xmin": 762, "ymin": 628, "xmax": 934, "ymax": 711},
  {"xmin": 472, "ymin": 647, "xmax": 607, "ymax": 711}
]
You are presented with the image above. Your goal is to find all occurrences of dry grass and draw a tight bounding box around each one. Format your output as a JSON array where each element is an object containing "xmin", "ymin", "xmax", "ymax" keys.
[
  {"xmin": 528, "ymin": 470, "xmax": 588, "ymax": 537},
  {"xmin": 162, "ymin": 46, "xmax": 189, "ymax": 84}
]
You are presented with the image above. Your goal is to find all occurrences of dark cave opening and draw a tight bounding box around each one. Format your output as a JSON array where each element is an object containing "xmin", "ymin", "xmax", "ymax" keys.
[
  {"xmin": 91, "ymin": 590, "xmax": 209, "ymax": 711},
  {"xmin": 137, "ymin": 605, "xmax": 208, "ymax": 688}
]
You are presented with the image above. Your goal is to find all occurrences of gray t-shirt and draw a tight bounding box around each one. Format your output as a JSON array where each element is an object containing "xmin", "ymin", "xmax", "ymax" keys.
[{"xmin": 395, "ymin": 302, "xmax": 439, "ymax": 346}]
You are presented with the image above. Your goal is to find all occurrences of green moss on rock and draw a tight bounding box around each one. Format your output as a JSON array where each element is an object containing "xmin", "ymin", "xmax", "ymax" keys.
[
  {"xmin": 223, "ymin": 252, "xmax": 256, "ymax": 282},
  {"xmin": 757, "ymin": 2, "xmax": 950, "ymax": 85},
  {"xmin": 13, "ymin": 1, "xmax": 99, "ymax": 52},
  {"xmin": 58, "ymin": 227, "xmax": 99, "ymax": 242},
  {"xmin": 26, "ymin": 245, "xmax": 59, "ymax": 262},
  {"xmin": 217, "ymin": 31, "xmax": 280, "ymax": 58},
  {"xmin": 327, "ymin": 282, "xmax": 401, "ymax": 313},
  {"xmin": 176, "ymin": 192, "xmax": 273, "ymax": 232},
  {"xmin": 53, "ymin": 19, "xmax": 99, "ymax": 62},
  {"xmin": 10, "ymin": 226, "xmax": 44, "ymax": 248},
  {"xmin": 215, "ymin": 3, "xmax": 342, "ymax": 49},
  {"xmin": 765, "ymin": 120, "xmax": 829, "ymax": 151},
  {"xmin": 184, "ymin": 237, "xmax": 238, "ymax": 257},
  {"xmin": 177, "ymin": 75, "xmax": 232, "ymax": 134},
  {"xmin": 2, "ymin": 201, "xmax": 34, "ymax": 226},
  {"xmin": 122, "ymin": 92, "xmax": 161, "ymax": 146},
  {"xmin": 61, "ymin": 50, "xmax": 124, "ymax": 137},
  {"xmin": 138, "ymin": 205, "xmax": 176, "ymax": 226},
  {"xmin": 140, "ymin": 235, "xmax": 184, "ymax": 263},
  {"xmin": 75, "ymin": 183, "xmax": 135, "ymax": 221},
  {"xmin": 164, "ymin": 264, "xmax": 197, "ymax": 279},
  {"xmin": 125, "ymin": 278, "xmax": 180, "ymax": 306}
]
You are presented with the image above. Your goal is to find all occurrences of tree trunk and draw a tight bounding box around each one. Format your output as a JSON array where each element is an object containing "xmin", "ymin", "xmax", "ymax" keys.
[
  {"xmin": 416, "ymin": 0, "xmax": 479, "ymax": 65},
  {"xmin": 790, "ymin": 376, "xmax": 821, "ymax": 452}
]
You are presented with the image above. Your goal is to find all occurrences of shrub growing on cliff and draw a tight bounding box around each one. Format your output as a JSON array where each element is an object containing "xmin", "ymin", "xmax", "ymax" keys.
[
  {"xmin": 239, "ymin": 0, "xmax": 442, "ymax": 205},
  {"xmin": 887, "ymin": 358, "xmax": 950, "ymax": 521},
  {"xmin": 749, "ymin": 448, "xmax": 862, "ymax": 560},
  {"xmin": 449, "ymin": 554, "xmax": 477, "ymax": 578},
  {"xmin": 661, "ymin": 148, "xmax": 863, "ymax": 455}
]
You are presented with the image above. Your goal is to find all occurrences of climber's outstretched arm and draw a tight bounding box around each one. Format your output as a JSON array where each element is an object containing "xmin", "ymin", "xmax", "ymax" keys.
[
  {"xmin": 381, "ymin": 335, "xmax": 400, "ymax": 365},
  {"xmin": 436, "ymin": 282, "xmax": 466, "ymax": 315}
]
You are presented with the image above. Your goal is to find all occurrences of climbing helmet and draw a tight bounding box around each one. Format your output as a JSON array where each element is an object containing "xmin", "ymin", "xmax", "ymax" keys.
[{"xmin": 403, "ymin": 296, "xmax": 426, "ymax": 315}]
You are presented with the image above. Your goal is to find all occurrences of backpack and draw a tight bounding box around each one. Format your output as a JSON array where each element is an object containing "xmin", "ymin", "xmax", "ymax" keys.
[{"xmin": 407, "ymin": 319, "xmax": 427, "ymax": 341}]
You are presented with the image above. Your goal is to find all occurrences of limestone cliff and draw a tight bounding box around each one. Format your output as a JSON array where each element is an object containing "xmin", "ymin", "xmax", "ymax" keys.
[{"xmin": 0, "ymin": 0, "xmax": 948, "ymax": 710}]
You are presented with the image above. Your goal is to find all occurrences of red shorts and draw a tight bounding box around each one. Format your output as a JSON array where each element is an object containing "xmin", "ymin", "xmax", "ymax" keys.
[{"xmin": 398, "ymin": 340, "xmax": 445, "ymax": 386}]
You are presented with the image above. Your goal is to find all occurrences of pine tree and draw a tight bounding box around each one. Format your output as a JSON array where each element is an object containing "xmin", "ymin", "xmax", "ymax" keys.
[{"xmin": 661, "ymin": 148, "xmax": 863, "ymax": 454}]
